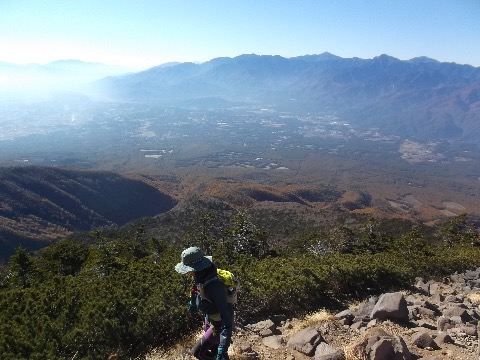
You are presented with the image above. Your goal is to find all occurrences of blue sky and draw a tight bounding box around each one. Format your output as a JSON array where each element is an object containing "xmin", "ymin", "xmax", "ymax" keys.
[{"xmin": 1, "ymin": 0, "xmax": 479, "ymax": 69}]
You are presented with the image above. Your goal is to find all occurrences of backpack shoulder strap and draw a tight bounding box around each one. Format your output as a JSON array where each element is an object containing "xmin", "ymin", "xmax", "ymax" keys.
[
  {"xmin": 197, "ymin": 276, "xmax": 219, "ymax": 303},
  {"xmin": 202, "ymin": 275, "xmax": 219, "ymax": 288}
]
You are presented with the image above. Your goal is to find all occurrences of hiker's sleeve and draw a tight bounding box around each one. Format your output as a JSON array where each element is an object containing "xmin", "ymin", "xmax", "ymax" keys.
[{"xmin": 210, "ymin": 282, "xmax": 232, "ymax": 350}]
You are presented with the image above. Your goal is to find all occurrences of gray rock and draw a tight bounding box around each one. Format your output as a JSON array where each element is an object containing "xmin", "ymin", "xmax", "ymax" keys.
[
  {"xmin": 428, "ymin": 283, "xmax": 441, "ymax": 295},
  {"xmin": 415, "ymin": 279, "xmax": 430, "ymax": 294},
  {"xmin": 354, "ymin": 300, "xmax": 376, "ymax": 321},
  {"xmin": 416, "ymin": 320, "xmax": 436, "ymax": 330},
  {"xmin": 464, "ymin": 269, "xmax": 480, "ymax": 281},
  {"xmin": 286, "ymin": 326, "xmax": 323, "ymax": 356},
  {"xmin": 371, "ymin": 292, "xmax": 409, "ymax": 323},
  {"xmin": 368, "ymin": 336, "xmax": 411, "ymax": 360},
  {"xmin": 350, "ymin": 321, "xmax": 365, "ymax": 331},
  {"xmin": 437, "ymin": 315, "xmax": 452, "ymax": 331},
  {"xmin": 430, "ymin": 293, "xmax": 444, "ymax": 303},
  {"xmin": 422, "ymin": 300, "xmax": 440, "ymax": 313},
  {"xmin": 445, "ymin": 295, "xmax": 462, "ymax": 303},
  {"xmin": 236, "ymin": 341, "xmax": 253, "ymax": 353},
  {"xmin": 314, "ymin": 342, "xmax": 344, "ymax": 360},
  {"xmin": 443, "ymin": 306, "xmax": 473, "ymax": 323},
  {"xmin": 259, "ymin": 328, "xmax": 274, "ymax": 337},
  {"xmin": 417, "ymin": 307, "xmax": 436, "ymax": 318},
  {"xmin": 460, "ymin": 325, "xmax": 477, "ymax": 336},
  {"xmin": 262, "ymin": 335, "xmax": 284, "ymax": 349},
  {"xmin": 246, "ymin": 319, "xmax": 275, "ymax": 333},
  {"xmin": 370, "ymin": 339, "xmax": 395, "ymax": 360},
  {"xmin": 433, "ymin": 332, "xmax": 453, "ymax": 346},
  {"xmin": 334, "ymin": 309, "xmax": 353, "ymax": 321},
  {"xmin": 338, "ymin": 317, "xmax": 352, "ymax": 326},
  {"xmin": 411, "ymin": 332, "xmax": 437, "ymax": 349}
]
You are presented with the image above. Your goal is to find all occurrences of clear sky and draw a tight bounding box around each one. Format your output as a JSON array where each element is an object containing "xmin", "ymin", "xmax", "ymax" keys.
[{"xmin": 1, "ymin": 0, "xmax": 479, "ymax": 70}]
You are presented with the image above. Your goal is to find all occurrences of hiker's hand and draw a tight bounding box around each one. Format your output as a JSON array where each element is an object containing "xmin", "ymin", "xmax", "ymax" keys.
[{"xmin": 216, "ymin": 347, "xmax": 229, "ymax": 360}]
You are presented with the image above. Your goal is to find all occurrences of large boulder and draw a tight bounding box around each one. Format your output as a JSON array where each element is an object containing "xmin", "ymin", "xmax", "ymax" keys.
[
  {"xmin": 367, "ymin": 336, "xmax": 411, "ymax": 360},
  {"xmin": 371, "ymin": 293, "xmax": 409, "ymax": 323},
  {"xmin": 286, "ymin": 326, "xmax": 323, "ymax": 356},
  {"xmin": 314, "ymin": 342, "xmax": 344, "ymax": 360}
]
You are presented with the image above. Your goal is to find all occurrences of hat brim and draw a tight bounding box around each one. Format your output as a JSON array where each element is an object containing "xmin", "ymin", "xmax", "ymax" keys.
[{"xmin": 175, "ymin": 255, "xmax": 212, "ymax": 274}]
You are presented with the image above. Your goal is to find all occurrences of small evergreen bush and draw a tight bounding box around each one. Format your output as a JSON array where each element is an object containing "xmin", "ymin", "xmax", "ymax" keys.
[{"xmin": 0, "ymin": 214, "xmax": 479, "ymax": 359}]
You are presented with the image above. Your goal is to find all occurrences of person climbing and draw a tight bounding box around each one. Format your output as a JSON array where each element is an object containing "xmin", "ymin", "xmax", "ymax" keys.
[{"xmin": 175, "ymin": 246, "xmax": 233, "ymax": 360}]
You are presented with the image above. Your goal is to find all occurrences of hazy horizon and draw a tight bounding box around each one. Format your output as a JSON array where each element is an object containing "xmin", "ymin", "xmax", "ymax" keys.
[
  {"xmin": 1, "ymin": 0, "xmax": 479, "ymax": 69},
  {"xmin": 3, "ymin": 51, "xmax": 477, "ymax": 99},
  {"xmin": 3, "ymin": 51, "xmax": 480, "ymax": 69}
]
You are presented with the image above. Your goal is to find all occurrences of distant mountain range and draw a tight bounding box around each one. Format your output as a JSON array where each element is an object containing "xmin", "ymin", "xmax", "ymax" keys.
[
  {"xmin": 92, "ymin": 53, "xmax": 480, "ymax": 140},
  {"xmin": 2, "ymin": 54, "xmax": 479, "ymax": 140}
]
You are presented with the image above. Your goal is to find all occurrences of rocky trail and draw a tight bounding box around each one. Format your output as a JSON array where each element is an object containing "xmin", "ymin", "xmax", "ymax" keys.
[{"xmin": 148, "ymin": 269, "xmax": 480, "ymax": 360}]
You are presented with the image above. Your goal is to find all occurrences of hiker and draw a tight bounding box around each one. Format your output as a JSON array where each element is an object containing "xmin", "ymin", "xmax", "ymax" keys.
[{"xmin": 175, "ymin": 246, "xmax": 233, "ymax": 360}]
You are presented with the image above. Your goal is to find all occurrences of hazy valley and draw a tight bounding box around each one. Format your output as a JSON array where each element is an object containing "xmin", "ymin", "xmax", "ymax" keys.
[{"xmin": 0, "ymin": 53, "xmax": 479, "ymax": 258}]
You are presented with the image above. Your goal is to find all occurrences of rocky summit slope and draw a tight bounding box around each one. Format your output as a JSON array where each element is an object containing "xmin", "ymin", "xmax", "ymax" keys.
[{"xmin": 150, "ymin": 269, "xmax": 480, "ymax": 360}]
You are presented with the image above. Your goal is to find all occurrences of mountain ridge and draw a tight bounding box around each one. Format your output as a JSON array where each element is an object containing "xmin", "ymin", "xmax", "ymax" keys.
[{"xmin": 91, "ymin": 53, "xmax": 480, "ymax": 140}]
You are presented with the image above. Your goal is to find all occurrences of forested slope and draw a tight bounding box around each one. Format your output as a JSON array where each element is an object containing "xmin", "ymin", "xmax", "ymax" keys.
[
  {"xmin": 0, "ymin": 166, "xmax": 177, "ymax": 259},
  {"xmin": 0, "ymin": 209, "xmax": 478, "ymax": 359}
]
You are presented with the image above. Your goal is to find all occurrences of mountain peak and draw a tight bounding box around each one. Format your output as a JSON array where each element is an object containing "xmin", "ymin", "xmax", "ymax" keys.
[
  {"xmin": 318, "ymin": 51, "xmax": 341, "ymax": 60},
  {"xmin": 372, "ymin": 54, "xmax": 401, "ymax": 62},
  {"xmin": 408, "ymin": 56, "xmax": 439, "ymax": 64}
]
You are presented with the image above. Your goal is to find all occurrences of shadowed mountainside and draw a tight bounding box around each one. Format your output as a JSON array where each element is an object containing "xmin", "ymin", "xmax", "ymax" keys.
[
  {"xmin": 0, "ymin": 166, "xmax": 177, "ymax": 259},
  {"xmin": 92, "ymin": 53, "xmax": 480, "ymax": 140}
]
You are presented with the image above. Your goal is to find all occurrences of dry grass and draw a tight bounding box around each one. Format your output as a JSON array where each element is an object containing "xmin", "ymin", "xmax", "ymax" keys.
[
  {"xmin": 467, "ymin": 292, "xmax": 480, "ymax": 304},
  {"xmin": 288, "ymin": 309, "xmax": 335, "ymax": 335},
  {"xmin": 144, "ymin": 330, "xmax": 202, "ymax": 360}
]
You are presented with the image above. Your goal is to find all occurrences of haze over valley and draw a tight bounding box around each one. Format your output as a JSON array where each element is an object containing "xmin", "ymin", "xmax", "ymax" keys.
[{"xmin": 0, "ymin": 53, "xmax": 479, "ymax": 258}]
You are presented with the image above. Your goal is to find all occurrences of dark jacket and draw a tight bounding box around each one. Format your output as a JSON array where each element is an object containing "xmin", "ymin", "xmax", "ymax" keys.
[{"xmin": 195, "ymin": 264, "xmax": 233, "ymax": 350}]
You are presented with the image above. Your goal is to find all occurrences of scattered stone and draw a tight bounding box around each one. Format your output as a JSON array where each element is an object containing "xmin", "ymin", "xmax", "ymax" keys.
[{"xmin": 230, "ymin": 268, "xmax": 480, "ymax": 360}]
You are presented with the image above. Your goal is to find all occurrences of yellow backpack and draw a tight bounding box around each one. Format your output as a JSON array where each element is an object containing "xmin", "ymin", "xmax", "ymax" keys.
[
  {"xmin": 216, "ymin": 268, "xmax": 240, "ymax": 304},
  {"xmin": 199, "ymin": 268, "xmax": 240, "ymax": 304}
]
